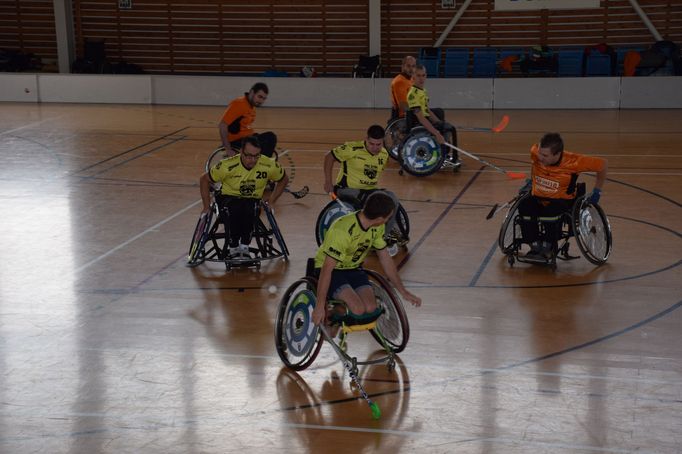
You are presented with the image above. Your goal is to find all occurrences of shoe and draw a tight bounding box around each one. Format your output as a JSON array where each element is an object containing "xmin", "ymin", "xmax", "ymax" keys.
[
  {"xmin": 523, "ymin": 242, "xmax": 546, "ymax": 262},
  {"xmin": 387, "ymin": 243, "xmax": 399, "ymax": 257},
  {"xmin": 228, "ymin": 245, "xmax": 240, "ymax": 258},
  {"xmin": 238, "ymin": 243, "xmax": 252, "ymax": 259}
]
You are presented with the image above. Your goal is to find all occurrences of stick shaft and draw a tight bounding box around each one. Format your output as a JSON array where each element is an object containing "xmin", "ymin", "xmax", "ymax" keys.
[{"xmin": 443, "ymin": 143, "xmax": 509, "ymax": 175}]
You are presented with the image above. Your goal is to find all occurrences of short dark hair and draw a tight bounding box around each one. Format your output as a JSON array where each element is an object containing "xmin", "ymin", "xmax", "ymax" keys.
[
  {"xmin": 250, "ymin": 82, "xmax": 269, "ymax": 95},
  {"xmin": 367, "ymin": 124, "xmax": 385, "ymax": 140},
  {"xmin": 540, "ymin": 133, "xmax": 564, "ymax": 155},
  {"xmin": 362, "ymin": 191, "xmax": 395, "ymax": 220},
  {"xmin": 415, "ymin": 63, "xmax": 426, "ymax": 72},
  {"xmin": 242, "ymin": 135, "xmax": 262, "ymax": 150}
]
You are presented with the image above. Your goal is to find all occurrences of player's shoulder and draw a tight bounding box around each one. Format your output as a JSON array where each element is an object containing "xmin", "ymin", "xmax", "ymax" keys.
[
  {"xmin": 214, "ymin": 154, "xmax": 241, "ymax": 171},
  {"xmin": 256, "ymin": 155, "xmax": 279, "ymax": 168}
]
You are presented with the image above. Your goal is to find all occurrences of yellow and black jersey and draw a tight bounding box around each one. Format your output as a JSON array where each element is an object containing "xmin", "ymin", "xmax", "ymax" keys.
[
  {"xmin": 407, "ymin": 85, "xmax": 430, "ymax": 118},
  {"xmin": 331, "ymin": 140, "xmax": 388, "ymax": 190},
  {"xmin": 209, "ymin": 154, "xmax": 284, "ymax": 198},
  {"xmin": 314, "ymin": 212, "xmax": 387, "ymax": 270}
]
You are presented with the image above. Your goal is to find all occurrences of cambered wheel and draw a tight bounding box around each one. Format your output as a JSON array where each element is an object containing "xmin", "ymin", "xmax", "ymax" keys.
[
  {"xmin": 274, "ymin": 277, "xmax": 324, "ymax": 370},
  {"xmin": 498, "ymin": 194, "xmax": 526, "ymax": 255},
  {"xmin": 315, "ymin": 199, "xmax": 357, "ymax": 246},
  {"xmin": 572, "ymin": 198, "xmax": 612, "ymax": 265},
  {"xmin": 366, "ymin": 270, "xmax": 409, "ymax": 353},
  {"xmin": 385, "ymin": 118, "xmax": 408, "ymax": 161}
]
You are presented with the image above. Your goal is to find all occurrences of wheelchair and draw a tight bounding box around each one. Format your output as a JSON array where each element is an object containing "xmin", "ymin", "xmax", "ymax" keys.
[
  {"xmin": 314, "ymin": 191, "xmax": 410, "ymax": 250},
  {"xmin": 384, "ymin": 119, "xmax": 459, "ymax": 177},
  {"xmin": 187, "ymin": 198, "xmax": 288, "ymax": 270},
  {"xmin": 274, "ymin": 261, "xmax": 410, "ymax": 419},
  {"xmin": 498, "ymin": 184, "xmax": 612, "ymax": 270}
]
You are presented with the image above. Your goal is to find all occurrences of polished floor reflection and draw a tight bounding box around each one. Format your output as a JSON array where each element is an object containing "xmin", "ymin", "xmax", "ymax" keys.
[{"xmin": 0, "ymin": 103, "xmax": 680, "ymax": 453}]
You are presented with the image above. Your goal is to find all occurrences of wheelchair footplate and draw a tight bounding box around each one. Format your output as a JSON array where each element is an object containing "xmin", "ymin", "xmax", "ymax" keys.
[{"xmin": 224, "ymin": 247, "xmax": 263, "ymax": 270}]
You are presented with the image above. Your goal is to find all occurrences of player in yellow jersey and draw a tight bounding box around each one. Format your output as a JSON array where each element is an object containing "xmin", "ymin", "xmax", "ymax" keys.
[
  {"xmin": 311, "ymin": 191, "xmax": 421, "ymax": 326},
  {"xmin": 199, "ymin": 136, "xmax": 289, "ymax": 258},
  {"xmin": 323, "ymin": 124, "xmax": 403, "ymax": 254},
  {"xmin": 407, "ymin": 64, "xmax": 460, "ymax": 166}
]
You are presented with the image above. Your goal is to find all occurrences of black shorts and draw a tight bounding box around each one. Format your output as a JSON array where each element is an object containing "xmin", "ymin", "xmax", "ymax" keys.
[{"xmin": 328, "ymin": 268, "xmax": 371, "ymax": 299}]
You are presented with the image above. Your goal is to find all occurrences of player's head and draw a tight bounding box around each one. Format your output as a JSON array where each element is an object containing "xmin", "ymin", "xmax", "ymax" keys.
[
  {"xmin": 362, "ymin": 191, "xmax": 395, "ymax": 222},
  {"xmin": 240, "ymin": 135, "xmax": 262, "ymax": 169},
  {"xmin": 248, "ymin": 82, "xmax": 269, "ymax": 107},
  {"xmin": 401, "ymin": 56, "xmax": 416, "ymax": 76},
  {"xmin": 365, "ymin": 124, "xmax": 385, "ymax": 155},
  {"xmin": 412, "ymin": 64, "xmax": 427, "ymax": 88},
  {"xmin": 538, "ymin": 132, "xmax": 564, "ymax": 166}
]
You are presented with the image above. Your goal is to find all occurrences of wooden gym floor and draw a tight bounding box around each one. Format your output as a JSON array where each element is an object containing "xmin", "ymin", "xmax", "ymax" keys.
[{"xmin": 0, "ymin": 103, "xmax": 680, "ymax": 453}]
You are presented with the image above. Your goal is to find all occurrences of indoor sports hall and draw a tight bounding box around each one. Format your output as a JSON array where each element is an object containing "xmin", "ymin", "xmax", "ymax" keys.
[{"xmin": 1, "ymin": 1, "xmax": 681, "ymax": 453}]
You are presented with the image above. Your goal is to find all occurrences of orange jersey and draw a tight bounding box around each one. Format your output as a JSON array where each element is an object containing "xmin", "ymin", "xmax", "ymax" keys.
[
  {"xmin": 530, "ymin": 144, "xmax": 606, "ymax": 199},
  {"xmin": 221, "ymin": 95, "xmax": 256, "ymax": 142},
  {"xmin": 390, "ymin": 73, "xmax": 413, "ymax": 117}
]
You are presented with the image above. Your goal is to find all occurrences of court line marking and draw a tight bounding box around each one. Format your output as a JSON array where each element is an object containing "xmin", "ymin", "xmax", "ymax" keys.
[
  {"xmin": 0, "ymin": 116, "xmax": 65, "ymax": 136},
  {"xmin": 397, "ymin": 166, "xmax": 486, "ymax": 270},
  {"xmin": 74, "ymin": 199, "xmax": 201, "ymax": 274}
]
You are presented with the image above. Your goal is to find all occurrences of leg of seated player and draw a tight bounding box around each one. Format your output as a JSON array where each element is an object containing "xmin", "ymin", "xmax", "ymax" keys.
[
  {"xmin": 221, "ymin": 196, "xmax": 258, "ymax": 257},
  {"xmin": 538, "ymin": 199, "xmax": 573, "ymax": 252},
  {"xmin": 518, "ymin": 196, "xmax": 543, "ymax": 251},
  {"xmin": 328, "ymin": 269, "xmax": 377, "ymax": 317},
  {"xmin": 335, "ymin": 186, "xmax": 363, "ymax": 203},
  {"xmin": 215, "ymin": 196, "xmax": 238, "ymax": 254}
]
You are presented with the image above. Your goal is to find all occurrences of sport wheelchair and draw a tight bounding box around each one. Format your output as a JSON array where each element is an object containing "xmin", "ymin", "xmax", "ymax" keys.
[
  {"xmin": 274, "ymin": 262, "xmax": 410, "ymax": 419},
  {"xmin": 187, "ymin": 199, "xmax": 288, "ymax": 270},
  {"xmin": 498, "ymin": 184, "xmax": 612, "ymax": 270},
  {"xmin": 384, "ymin": 118, "xmax": 459, "ymax": 177},
  {"xmin": 315, "ymin": 191, "xmax": 410, "ymax": 250}
]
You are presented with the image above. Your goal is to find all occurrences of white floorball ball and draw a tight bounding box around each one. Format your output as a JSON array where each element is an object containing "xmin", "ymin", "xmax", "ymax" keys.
[{"xmin": 267, "ymin": 285, "xmax": 278, "ymax": 295}]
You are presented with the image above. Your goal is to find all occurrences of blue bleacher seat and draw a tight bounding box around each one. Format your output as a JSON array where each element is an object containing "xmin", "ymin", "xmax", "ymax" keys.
[
  {"xmin": 419, "ymin": 47, "xmax": 442, "ymax": 78},
  {"xmin": 472, "ymin": 48, "xmax": 497, "ymax": 78},
  {"xmin": 556, "ymin": 48, "xmax": 584, "ymax": 77},
  {"xmin": 443, "ymin": 48, "xmax": 469, "ymax": 77},
  {"xmin": 585, "ymin": 53, "xmax": 612, "ymax": 76}
]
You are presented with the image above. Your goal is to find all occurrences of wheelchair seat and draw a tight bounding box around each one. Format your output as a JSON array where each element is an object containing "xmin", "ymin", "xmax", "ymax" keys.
[
  {"xmin": 186, "ymin": 199, "xmax": 288, "ymax": 271},
  {"xmin": 498, "ymin": 183, "xmax": 612, "ymax": 270}
]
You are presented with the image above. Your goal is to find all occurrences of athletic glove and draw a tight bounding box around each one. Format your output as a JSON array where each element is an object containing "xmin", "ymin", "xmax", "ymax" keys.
[
  {"xmin": 589, "ymin": 188, "xmax": 602, "ymax": 204},
  {"xmin": 519, "ymin": 178, "xmax": 532, "ymax": 195}
]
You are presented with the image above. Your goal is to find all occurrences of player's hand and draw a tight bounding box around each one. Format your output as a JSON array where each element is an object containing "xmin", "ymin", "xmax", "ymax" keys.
[
  {"xmin": 519, "ymin": 178, "xmax": 532, "ymax": 195},
  {"xmin": 324, "ymin": 181, "xmax": 334, "ymax": 194},
  {"xmin": 589, "ymin": 188, "xmax": 602, "ymax": 204},
  {"xmin": 312, "ymin": 305, "xmax": 326, "ymax": 325}
]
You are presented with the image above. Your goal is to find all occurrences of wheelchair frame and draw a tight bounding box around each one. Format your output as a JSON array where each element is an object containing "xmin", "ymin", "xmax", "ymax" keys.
[
  {"xmin": 186, "ymin": 199, "xmax": 288, "ymax": 270},
  {"xmin": 274, "ymin": 268, "xmax": 410, "ymax": 372},
  {"xmin": 314, "ymin": 193, "xmax": 410, "ymax": 248},
  {"xmin": 384, "ymin": 120, "xmax": 458, "ymax": 177},
  {"xmin": 274, "ymin": 267, "xmax": 410, "ymax": 418},
  {"xmin": 498, "ymin": 190, "xmax": 612, "ymax": 270}
]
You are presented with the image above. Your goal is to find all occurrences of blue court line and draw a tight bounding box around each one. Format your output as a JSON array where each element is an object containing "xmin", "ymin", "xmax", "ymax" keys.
[
  {"xmin": 397, "ymin": 166, "xmax": 486, "ymax": 270},
  {"xmin": 468, "ymin": 241, "xmax": 498, "ymax": 287},
  {"xmin": 70, "ymin": 126, "xmax": 189, "ymax": 175}
]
